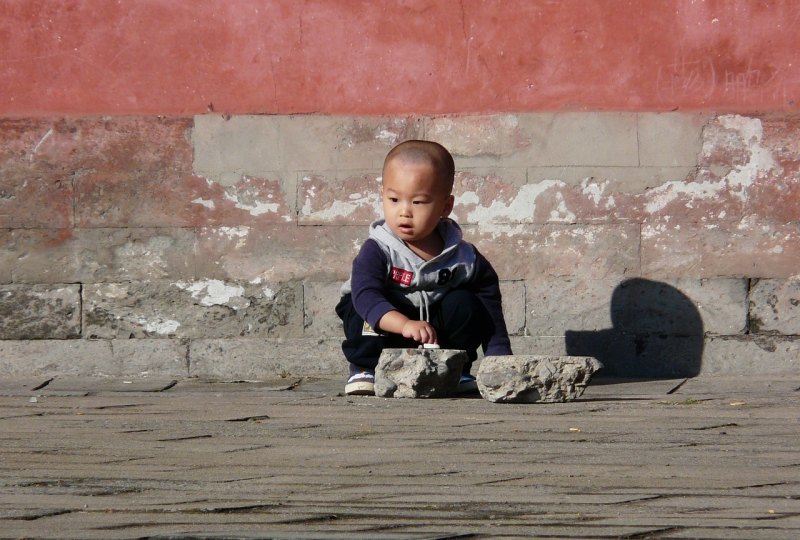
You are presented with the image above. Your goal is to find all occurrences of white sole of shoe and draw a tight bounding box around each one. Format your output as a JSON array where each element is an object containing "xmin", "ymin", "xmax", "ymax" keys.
[{"xmin": 345, "ymin": 381, "xmax": 375, "ymax": 396}]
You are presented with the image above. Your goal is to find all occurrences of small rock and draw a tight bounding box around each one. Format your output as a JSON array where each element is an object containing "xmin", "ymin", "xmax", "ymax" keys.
[
  {"xmin": 477, "ymin": 355, "xmax": 602, "ymax": 403},
  {"xmin": 375, "ymin": 348, "xmax": 467, "ymax": 398}
]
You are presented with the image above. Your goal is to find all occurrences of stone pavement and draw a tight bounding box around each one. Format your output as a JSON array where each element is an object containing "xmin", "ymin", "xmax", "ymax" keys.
[{"xmin": 0, "ymin": 375, "xmax": 798, "ymax": 539}]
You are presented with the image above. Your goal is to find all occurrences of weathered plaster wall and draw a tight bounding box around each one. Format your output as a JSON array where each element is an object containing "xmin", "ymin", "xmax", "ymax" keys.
[
  {"xmin": 1, "ymin": 2, "xmax": 798, "ymax": 378},
  {"xmin": 1, "ymin": 113, "xmax": 798, "ymax": 377},
  {"xmin": 1, "ymin": 0, "xmax": 798, "ymax": 115}
]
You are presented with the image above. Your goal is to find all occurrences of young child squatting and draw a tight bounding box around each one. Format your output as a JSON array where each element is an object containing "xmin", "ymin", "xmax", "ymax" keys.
[{"xmin": 336, "ymin": 140, "xmax": 513, "ymax": 395}]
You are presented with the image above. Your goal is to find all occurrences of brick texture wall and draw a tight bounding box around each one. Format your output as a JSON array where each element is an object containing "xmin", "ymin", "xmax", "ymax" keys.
[{"xmin": 1, "ymin": 113, "xmax": 798, "ymax": 378}]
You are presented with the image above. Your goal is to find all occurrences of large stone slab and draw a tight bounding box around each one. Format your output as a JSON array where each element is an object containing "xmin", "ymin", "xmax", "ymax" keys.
[
  {"xmin": 477, "ymin": 355, "xmax": 602, "ymax": 403},
  {"xmin": 375, "ymin": 348, "xmax": 467, "ymax": 398},
  {"xmin": 749, "ymin": 279, "xmax": 800, "ymax": 334},
  {"xmin": 0, "ymin": 284, "xmax": 81, "ymax": 339},
  {"xmin": 83, "ymin": 280, "xmax": 302, "ymax": 339}
]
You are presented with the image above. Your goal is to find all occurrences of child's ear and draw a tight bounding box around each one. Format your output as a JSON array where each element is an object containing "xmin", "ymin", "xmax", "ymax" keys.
[{"xmin": 441, "ymin": 194, "xmax": 455, "ymax": 218}]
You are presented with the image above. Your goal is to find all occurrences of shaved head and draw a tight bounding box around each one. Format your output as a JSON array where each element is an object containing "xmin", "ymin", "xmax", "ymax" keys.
[{"xmin": 383, "ymin": 140, "xmax": 455, "ymax": 193}]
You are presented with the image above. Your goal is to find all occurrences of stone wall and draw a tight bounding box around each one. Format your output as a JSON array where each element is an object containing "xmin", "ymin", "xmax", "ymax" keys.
[{"xmin": 1, "ymin": 112, "xmax": 798, "ymax": 378}]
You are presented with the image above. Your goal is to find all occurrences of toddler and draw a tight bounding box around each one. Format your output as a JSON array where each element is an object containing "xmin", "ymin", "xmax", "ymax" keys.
[{"xmin": 336, "ymin": 140, "xmax": 512, "ymax": 395}]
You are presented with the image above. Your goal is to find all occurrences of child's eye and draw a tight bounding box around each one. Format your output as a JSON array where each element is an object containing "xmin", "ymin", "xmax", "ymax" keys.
[
  {"xmin": 413, "ymin": 200, "xmax": 427, "ymax": 205},
  {"xmin": 388, "ymin": 197, "xmax": 398, "ymax": 203}
]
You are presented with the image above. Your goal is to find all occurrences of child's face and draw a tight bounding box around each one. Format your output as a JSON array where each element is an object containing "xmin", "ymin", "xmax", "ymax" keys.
[{"xmin": 381, "ymin": 158, "xmax": 454, "ymax": 248}]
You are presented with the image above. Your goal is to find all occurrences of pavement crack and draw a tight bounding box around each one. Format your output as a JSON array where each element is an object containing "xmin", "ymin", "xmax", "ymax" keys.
[
  {"xmin": 691, "ymin": 422, "xmax": 739, "ymax": 430},
  {"xmin": 619, "ymin": 526, "xmax": 683, "ymax": 538},
  {"xmin": 153, "ymin": 380, "xmax": 178, "ymax": 392},
  {"xmin": 16, "ymin": 509, "xmax": 74, "ymax": 521},
  {"xmin": 226, "ymin": 414, "xmax": 271, "ymax": 422},
  {"xmin": 31, "ymin": 377, "xmax": 54, "ymax": 391},
  {"xmin": 666, "ymin": 378, "xmax": 689, "ymax": 394},
  {"xmin": 156, "ymin": 434, "xmax": 213, "ymax": 442}
]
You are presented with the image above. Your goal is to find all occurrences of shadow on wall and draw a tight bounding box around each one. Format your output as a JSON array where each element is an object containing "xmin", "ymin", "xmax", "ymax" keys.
[{"xmin": 565, "ymin": 278, "xmax": 704, "ymax": 379}]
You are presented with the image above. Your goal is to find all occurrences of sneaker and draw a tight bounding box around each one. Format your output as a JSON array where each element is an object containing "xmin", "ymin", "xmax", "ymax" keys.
[
  {"xmin": 345, "ymin": 371, "xmax": 375, "ymax": 396},
  {"xmin": 458, "ymin": 374, "xmax": 478, "ymax": 393}
]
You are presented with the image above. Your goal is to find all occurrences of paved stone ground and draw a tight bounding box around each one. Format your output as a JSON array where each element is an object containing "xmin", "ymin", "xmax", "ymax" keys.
[{"xmin": 0, "ymin": 375, "xmax": 798, "ymax": 539}]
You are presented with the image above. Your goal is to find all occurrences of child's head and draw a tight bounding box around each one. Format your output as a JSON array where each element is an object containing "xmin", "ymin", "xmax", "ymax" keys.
[{"xmin": 381, "ymin": 140, "xmax": 456, "ymax": 248}]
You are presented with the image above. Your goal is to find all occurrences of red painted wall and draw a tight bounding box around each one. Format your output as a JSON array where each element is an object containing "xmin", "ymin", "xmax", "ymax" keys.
[{"xmin": 1, "ymin": 0, "xmax": 798, "ymax": 115}]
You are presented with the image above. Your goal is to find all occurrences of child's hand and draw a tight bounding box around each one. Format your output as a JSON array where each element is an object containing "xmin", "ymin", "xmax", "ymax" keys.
[{"xmin": 401, "ymin": 320, "xmax": 438, "ymax": 344}]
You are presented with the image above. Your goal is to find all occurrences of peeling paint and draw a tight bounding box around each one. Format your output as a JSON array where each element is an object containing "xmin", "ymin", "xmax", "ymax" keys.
[
  {"xmin": 138, "ymin": 317, "xmax": 181, "ymax": 335},
  {"xmin": 223, "ymin": 191, "xmax": 281, "ymax": 217},
  {"xmin": 262, "ymin": 286, "xmax": 275, "ymax": 300},
  {"xmin": 301, "ymin": 189, "xmax": 381, "ymax": 220},
  {"xmin": 175, "ymin": 279, "xmax": 250, "ymax": 310},
  {"xmin": 461, "ymin": 181, "xmax": 563, "ymax": 226},
  {"xmin": 192, "ymin": 198, "xmax": 215, "ymax": 209},
  {"xmin": 647, "ymin": 115, "xmax": 777, "ymax": 215}
]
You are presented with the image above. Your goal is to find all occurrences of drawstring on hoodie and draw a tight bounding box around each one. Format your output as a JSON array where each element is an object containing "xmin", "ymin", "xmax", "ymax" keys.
[{"xmin": 418, "ymin": 291, "xmax": 431, "ymax": 323}]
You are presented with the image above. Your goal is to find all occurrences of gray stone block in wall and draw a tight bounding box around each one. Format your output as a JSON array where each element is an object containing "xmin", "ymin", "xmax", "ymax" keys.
[
  {"xmin": 189, "ymin": 338, "xmax": 346, "ymax": 380},
  {"xmin": 83, "ymin": 280, "xmax": 303, "ymax": 339},
  {"xmin": 192, "ymin": 115, "xmax": 282, "ymax": 186},
  {"xmin": 303, "ymin": 281, "xmax": 344, "ymax": 338},
  {"xmin": 2, "ymin": 228, "xmax": 196, "ymax": 284},
  {"xmin": 703, "ymin": 335, "xmax": 800, "ymax": 375},
  {"xmin": 375, "ymin": 348, "xmax": 467, "ymax": 398},
  {"xmin": 637, "ymin": 113, "xmax": 706, "ymax": 167},
  {"xmin": 477, "ymin": 355, "xmax": 602, "ymax": 403},
  {"xmin": 0, "ymin": 284, "xmax": 81, "ymax": 339},
  {"xmin": 425, "ymin": 113, "xmax": 639, "ymax": 167},
  {"xmin": 0, "ymin": 340, "xmax": 117, "ymax": 377},
  {"xmin": 749, "ymin": 279, "xmax": 800, "ymax": 334}
]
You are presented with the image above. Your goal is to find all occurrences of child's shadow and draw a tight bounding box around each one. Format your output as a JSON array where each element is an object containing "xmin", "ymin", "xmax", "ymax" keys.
[{"xmin": 565, "ymin": 278, "xmax": 704, "ymax": 378}]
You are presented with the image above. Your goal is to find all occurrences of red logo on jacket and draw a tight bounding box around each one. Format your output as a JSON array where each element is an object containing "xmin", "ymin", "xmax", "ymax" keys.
[{"xmin": 390, "ymin": 267, "xmax": 414, "ymax": 286}]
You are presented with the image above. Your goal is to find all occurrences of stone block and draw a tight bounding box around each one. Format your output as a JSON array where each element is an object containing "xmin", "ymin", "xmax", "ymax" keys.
[
  {"xmin": 499, "ymin": 281, "xmax": 525, "ymax": 335},
  {"xmin": 0, "ymin": 340, "xmax": 118, "ymax": 377},
  {"xmin": 754, "ymin": 115, "xmax": 800, "ymax": 223},
  {"xmin": 426, "ymin": 113, "xmax": 639, "ymax": 168},
  {"xmin": 453, "ymin": 166, "xmax": 703, "ymax": 225},
  {"xmin": 476, "ymin": 355, "xmax": 602, "ymax": 403},
  {"xmin": 610, "ymin": 278, "xmax": 747, "ymax": 336},
  {"xmin": 76, "ymin": 171, "xmax": 294, "ymax": 228},
  {"xmin": 192, "ymin": 115, "xmax": 282, "ymax": 185},
  {"xmin": 0, "ymin": 118, "xmax": 73, "ymax": 228},
  {"xmin": 298, "ymin": 172, "xmax": 382, "ymax": 225},
  {"xmin": 526, "ymin": 278, "xmax": 617, "ymax": 335},
  {"xmin": 196, "ymin": 224, "xmax": 366, "ymax": 282},
  {"xmin": 280, "ymin": 115, "xmax": 422, "ymax": 172},
  {"xmin": 374, "ymin": 348, "xmax": 468, "ymax": 398},
  {"xmin": 749, "ymin": 279, "xmax": 800, "ymax": 334},
  {"xmin": 702, "ymin": 335, "xmax": 800, "ymax": 375},
  {"xmin": 638, "ymin": 113, "xmax": 705, "ymax": 167},
  {"xmin": 467, "ymin": 223, "xmax": 640, "ymax": 281},
  {"xmin": 563, "ymin": 330, "xmax": 704, "ymax": 378},
  {"xmin": 83, "ymin": 280, "xmax": 302, "ymax": 339},
  {"xmin": 189, "ymin": 338, "xmax": 347, "ymax": 379},
  {"xmin": 641, "ymin": 221, "xmax": 800, "ymax": 279},
  {"xmin": 1, "ymin": 228, "xmax": 196, "ymax": 284},
  {"xmin": 0, "ymin": 284, "xmax": 81, "ymax": 339},
  {"xmin": 112, "ymin": 339, "xmax": 189, "ymax": 378},
  {"xmin": 0, "ymin": 164, "xmax": 74, "ymax": 228},
  {"xmin": 509, "ymin": 335, "xmax": 575, "ymax": 357},
  {"xmin": 303, "ymin": 282, "xmax": 343, "ymax": 338}
]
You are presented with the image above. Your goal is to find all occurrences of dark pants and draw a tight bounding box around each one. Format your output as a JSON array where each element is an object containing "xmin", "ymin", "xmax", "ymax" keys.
[{"xmin": 335, "ymin": 289, "xmax": 493, "ymax": 374}]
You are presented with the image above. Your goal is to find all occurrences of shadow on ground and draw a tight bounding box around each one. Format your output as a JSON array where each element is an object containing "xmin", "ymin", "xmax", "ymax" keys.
[{"xmin": 566, "ymin": 278, "xmax": 704, "ymax": 379}]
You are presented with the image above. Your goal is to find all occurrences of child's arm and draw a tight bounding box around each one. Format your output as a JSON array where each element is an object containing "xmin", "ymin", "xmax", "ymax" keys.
[
  {"xmin": 470, "ymin": 248, "xmax": 513, "ymax": 355},
  {"xmin": 350, "ymin": 240, "xmax": 436, "ymax": 344}
]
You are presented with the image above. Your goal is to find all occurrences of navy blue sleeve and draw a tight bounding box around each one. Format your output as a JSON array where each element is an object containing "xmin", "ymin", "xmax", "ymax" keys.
[
  {"xmin": 469, "ymin": 247, "xmax": 513, "ymax": 356},
  {"xmin": 349, "ymin": 239, "xmax": 397, "ymax": 331}
]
